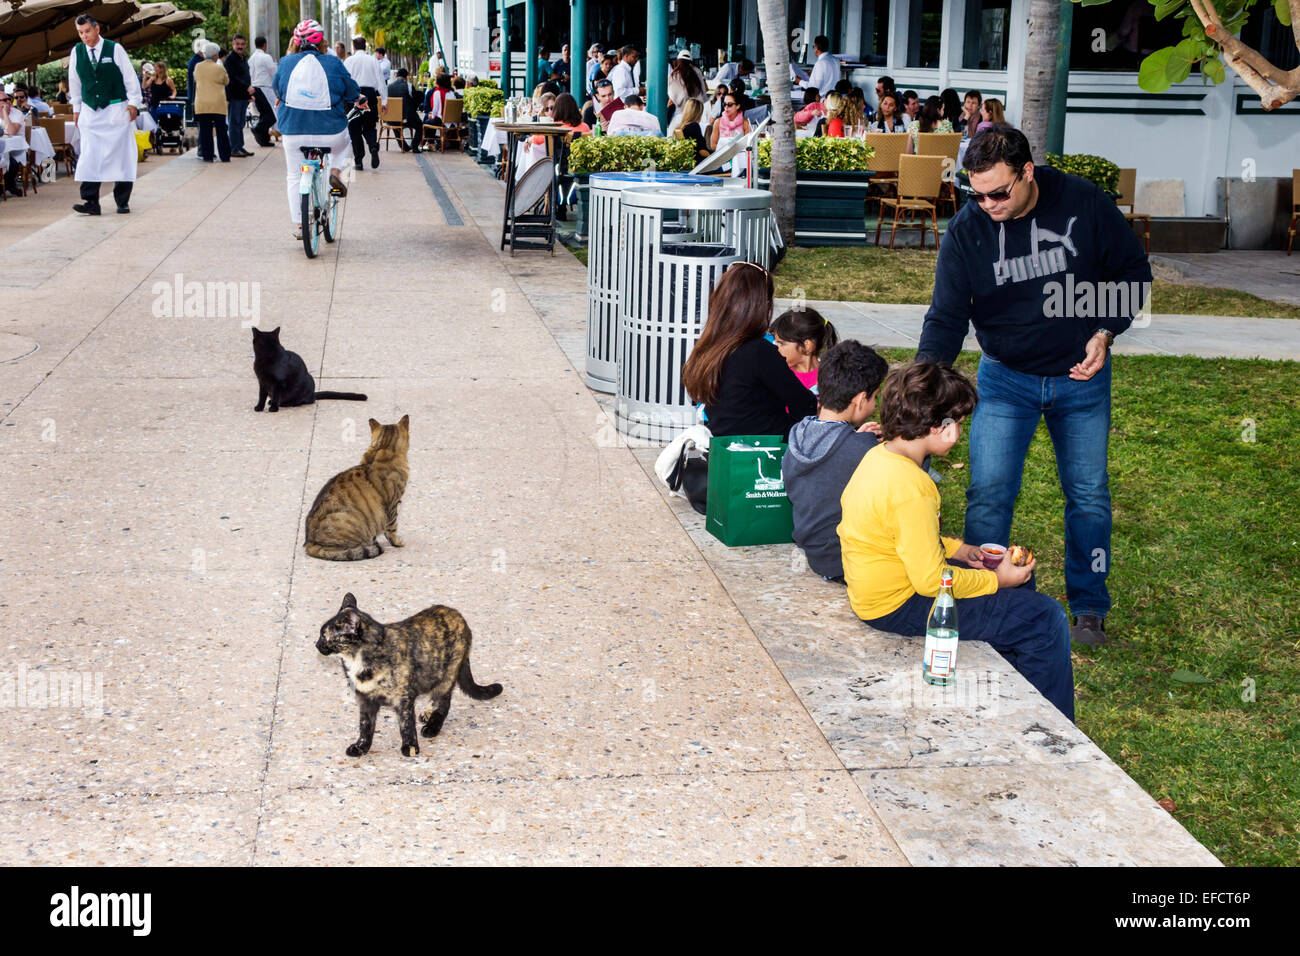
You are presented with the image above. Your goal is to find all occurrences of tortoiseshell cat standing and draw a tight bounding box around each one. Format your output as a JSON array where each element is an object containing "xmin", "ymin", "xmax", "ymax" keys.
[
  {"xmin": 304, "ymin": 416, "xmax": 409, "ymax": 560},
  {"xmin": 316, "ymin": 593, "xmax": 504, "ymax": 757}
]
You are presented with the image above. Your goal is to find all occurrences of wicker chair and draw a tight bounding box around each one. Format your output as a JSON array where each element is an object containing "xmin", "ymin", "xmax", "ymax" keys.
[
  {"xmin": 1116, "ymin": 168, "xmax": 1150, "ymax": 253},
  {"xmin": 38, "ymin": 118, "xmax": 75, "ymax": 177},
  {"xmin": 863, "ymin": 131, "xmax": 908, "ymax": 222},
  {"xmin": 875, "ymin": 153, "xmax": 945, "ymax": 249},
  {"xmin": 378, "ymin": 98, "xmax": 406, "ymax": 151},
  {"xmin": 425, "ymin": 97, "xmax": 466, "ymax": 152},
  {"xmin": 915, "ymin": 131, "xmax": 963, "ymax": 216}
]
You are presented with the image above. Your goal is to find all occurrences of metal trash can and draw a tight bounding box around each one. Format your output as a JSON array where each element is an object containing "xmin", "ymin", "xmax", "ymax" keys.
[
  {"xmin": 615, "ymin": 185, "xmax": 773, "ymax": 442},
  {"xmin": 585, "ymin": 172, "xmax": 720, "ymax": 393}
]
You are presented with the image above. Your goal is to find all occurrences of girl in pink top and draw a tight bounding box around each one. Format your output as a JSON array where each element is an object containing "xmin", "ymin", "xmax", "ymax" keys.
[{"xmin": 770, "ymin": 306, "xmax": 839, "ymax": 396}]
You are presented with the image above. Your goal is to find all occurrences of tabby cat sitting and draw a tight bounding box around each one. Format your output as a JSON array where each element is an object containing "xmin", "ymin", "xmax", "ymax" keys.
[
  {"xmin": 305, "ymin": 416, "xmax": 409, "ymax": 561},
  {"xmin": 316, "ymin": 592, "xmax": 504, "ymax": 757}
]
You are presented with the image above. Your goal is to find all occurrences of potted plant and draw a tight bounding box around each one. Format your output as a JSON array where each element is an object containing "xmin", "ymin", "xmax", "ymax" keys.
[
  {"xmin": 463, "ymin": 87, "xmax": 505, "ymax": 163},
  {"xmin": 566, "ymin": 137, "xmax": 696, "ymax": 240},
  {"xmin": 756, "ymin": 138, "xmax": 876, "ymax": 245},
  {"xmin": 1045, "ymin": 153, "xmax": 1121, "ymax": 195}
]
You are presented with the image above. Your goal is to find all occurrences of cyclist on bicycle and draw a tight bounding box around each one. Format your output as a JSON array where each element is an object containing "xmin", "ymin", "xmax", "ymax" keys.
[{"xmin": 273, "ymin": 19, "xmax": 367, "ymax": 239}]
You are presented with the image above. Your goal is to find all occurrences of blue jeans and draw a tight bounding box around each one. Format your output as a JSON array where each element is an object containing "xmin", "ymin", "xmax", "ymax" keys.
[
  {"xmin": 227, "ymin": 99, "xmax": 249, "ymax": 152},
  {"xmin": 964, "ymin": 354, "xmax": 1112, "ymax": 621},
  {"xmin": 865, "ymin": 569, "xmax": 1075, "ymax": 721}
]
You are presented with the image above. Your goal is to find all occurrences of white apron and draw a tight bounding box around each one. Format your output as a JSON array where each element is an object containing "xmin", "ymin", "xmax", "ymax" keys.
[{"xmin": 75, "ymin": 101, "xmax": 138, "ymax": 183}]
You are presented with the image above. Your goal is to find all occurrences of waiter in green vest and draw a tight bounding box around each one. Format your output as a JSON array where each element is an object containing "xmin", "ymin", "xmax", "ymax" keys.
[{"xmin": 69, "ymin": 14, "xmax": 143, "ymax": 215}]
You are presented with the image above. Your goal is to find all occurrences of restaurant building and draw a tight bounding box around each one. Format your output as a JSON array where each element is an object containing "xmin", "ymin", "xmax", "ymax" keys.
[{"xmin": 431, "ymin": 0, "xmax": 1298, "ymax": 218}]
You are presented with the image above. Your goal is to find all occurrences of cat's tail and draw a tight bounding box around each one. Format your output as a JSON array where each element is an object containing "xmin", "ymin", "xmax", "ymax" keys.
[
  {"xmin": 458, "ymin": 657, "xmax": 503, "ymax": 700},
  {"xmin": 305, "ymin": 541, "xmax": 383, "ymax": 561},
  {"xmin": 312, "ymin": 391, "xmax": 368, "ymax": 401}
]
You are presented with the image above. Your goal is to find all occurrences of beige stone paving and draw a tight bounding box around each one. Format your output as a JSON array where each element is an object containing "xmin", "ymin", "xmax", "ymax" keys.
[{"xmin": 0, "ymin": 144, "xmax": 905, "ymax": 864}]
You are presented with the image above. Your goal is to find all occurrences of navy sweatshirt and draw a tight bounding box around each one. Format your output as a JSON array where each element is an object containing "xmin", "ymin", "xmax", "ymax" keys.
[
  {"xmin": 918, "ymin": 165, "xmax": 1152, "ymax": 376},
  {"xmin": 704, "ymin": 336, "xmax": 818, "ymax": 440}
]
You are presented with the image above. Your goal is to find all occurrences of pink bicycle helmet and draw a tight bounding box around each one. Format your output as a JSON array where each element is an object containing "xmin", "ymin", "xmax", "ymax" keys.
[{"xmin": 292, "ymin": 18, "xmax": 325, "ymax": 46}]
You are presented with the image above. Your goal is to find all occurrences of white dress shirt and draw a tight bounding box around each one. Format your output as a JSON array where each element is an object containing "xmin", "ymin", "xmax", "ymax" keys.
[
  {"xmin": 248, "ymin": 49, "xmax": 276, "ymax": 89},
  {"xmin": 607, "ymin": 108, "xmax": 661, "ymax": 136},
  {"xmin": 68, "ymin": 37, "xmax": 143, "ymax": 113},
  {"xmin": 609, "ymin": 60, "xmax": 637, "ymax": 102},
  {"xmin": 714, "ymin": 62, "xmax": 738, "ymax": 84},
  {"xmin": 345, "ymin": 50, "xmax": 388, "ymax": 105},
  {"xmin": 802, "ymin": 52, "xmax": 840, "ymax": 96}
]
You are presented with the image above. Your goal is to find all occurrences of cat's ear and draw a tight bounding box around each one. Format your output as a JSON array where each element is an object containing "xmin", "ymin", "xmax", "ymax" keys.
[
  {"xmin": 271, "ymin": 327, "xmax": 280, "ymax": 336},
  {"xmin": 340, "ymin": 592, "xmax": 357, "ymax": 609},
  {"xmin": 368, "ymin": 418, "xmax": 380, "ymax": 434},
  {"xmin": 399, "ymin": 414, "xmax": 409, "ymax": 433}
]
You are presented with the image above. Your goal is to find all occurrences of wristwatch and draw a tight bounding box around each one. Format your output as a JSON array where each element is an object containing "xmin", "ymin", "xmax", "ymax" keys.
[{"xmin": 1090, "ymin": 328, "xmax": 1115, "ymax": 349}]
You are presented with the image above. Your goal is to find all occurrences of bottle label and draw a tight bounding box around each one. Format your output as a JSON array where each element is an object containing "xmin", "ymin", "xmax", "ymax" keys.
[{"xmin": 924, "ymin": 630, "xmax": 958, "ymax": 677}]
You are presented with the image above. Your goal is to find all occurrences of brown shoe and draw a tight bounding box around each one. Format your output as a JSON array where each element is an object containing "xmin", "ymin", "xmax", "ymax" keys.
[
  {"xmin": 1070, "ymin": 614, "xmax": 1107, "ymax": 646},
  {"xmin": 328, "ymin": 171, "xmax": 347, "ymax": 196}
]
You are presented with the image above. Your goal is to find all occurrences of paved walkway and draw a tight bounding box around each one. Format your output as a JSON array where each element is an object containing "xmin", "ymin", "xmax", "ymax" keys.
[
  {"xmin": 0, "ymin": 146, "xmax": 1217, "ymax": 865},
  {"xmin": 1152, "ymin": 250, "xmax": 1300, "ymax": 308}
]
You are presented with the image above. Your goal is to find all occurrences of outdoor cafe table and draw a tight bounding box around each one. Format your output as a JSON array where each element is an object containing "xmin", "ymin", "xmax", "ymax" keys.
[
  {"xmin": 494, "ymin": 121, "xmax": 571, "ymax": 255},
  {"xmin": 1, "ymin": 125, "xmax": 54, "ymax": 175}
]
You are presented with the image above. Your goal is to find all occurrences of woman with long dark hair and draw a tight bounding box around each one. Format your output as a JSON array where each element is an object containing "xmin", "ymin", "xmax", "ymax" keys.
[
  {"xmin": 906, "ymin": 94, "xmax": 953, "ymax": 153},
  {"xmin": 682, "ymin": 263, "xmax": 817, "ymax": 439},
  {"xmin": 939, "ymin": 88, "xmax": 964, "ymax": 131}
]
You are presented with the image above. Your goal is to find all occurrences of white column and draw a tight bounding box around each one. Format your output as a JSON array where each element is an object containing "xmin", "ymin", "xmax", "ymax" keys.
[
  {"xmin": 265, "ymin": 0, "xmax": 280, "ymax": 60},
  {"xmin": 937, "ymin": 0, "xmax": 967, "ymax": 92},
  {"xmin": 1005, "ymin": 0, "xmax": 1029, "ymax": 126},
  {"xmin": 886, "ymin": 0, "xmax": 907, "ymax": 70},
  {"xmin": 844, "ymin": 4, "xmax": 863, "ymax": 58}
]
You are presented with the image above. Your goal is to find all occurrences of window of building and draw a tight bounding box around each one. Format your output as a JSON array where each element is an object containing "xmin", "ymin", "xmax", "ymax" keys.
[
  {"xmin": 963, "ymin": 0, "xmax": 1010, "ymax": 70},
  {"xmin": 859, "ymin": 0, "xmax": 891, "ymax": 65},
  {"xmin": 1070, "ymin": 0, "xmax": 1186, "ymax": 71},
  {"xmin": 1241, "ymin": 7, "xmax": 1300, "ymax": 71},
  {"xmin": 907, "ymin": 0, "xmax": 944, "ymax": 68}
]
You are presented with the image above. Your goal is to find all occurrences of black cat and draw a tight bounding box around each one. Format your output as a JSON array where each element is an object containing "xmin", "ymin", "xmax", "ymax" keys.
[{"xmin": 252, "ymin": 327, "xmax": 367, "ymax": 412}]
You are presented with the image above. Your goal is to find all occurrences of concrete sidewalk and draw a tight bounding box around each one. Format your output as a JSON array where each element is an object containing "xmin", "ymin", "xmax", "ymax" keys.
[
  {"xmin": 0, "ymin": 145, "xmax": 1217, "ymax": 865},
  {"xmin": 773, "ymin": 300, "xmax": 1300, "ymax": 362}
]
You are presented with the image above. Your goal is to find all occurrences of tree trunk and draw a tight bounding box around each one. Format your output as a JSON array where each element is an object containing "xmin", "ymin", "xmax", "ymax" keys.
[
  {"xmin": 1020, "ymin": 0, "xmax": 1060, "ymax": 161},
  {"xmin": 755, "ymin": 0, "xmax": 795, "ymax": 244}
]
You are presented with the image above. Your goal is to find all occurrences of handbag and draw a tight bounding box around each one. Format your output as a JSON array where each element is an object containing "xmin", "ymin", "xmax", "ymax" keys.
[{"xmin": 667, "ymin": 445, "xmax": 708, "ymax": 515}]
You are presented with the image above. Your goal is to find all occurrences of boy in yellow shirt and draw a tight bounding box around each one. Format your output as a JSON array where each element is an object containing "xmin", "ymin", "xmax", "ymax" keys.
[{"xmin": 838, "ymin": 363, "xmax": 1074, "ymax": 720}]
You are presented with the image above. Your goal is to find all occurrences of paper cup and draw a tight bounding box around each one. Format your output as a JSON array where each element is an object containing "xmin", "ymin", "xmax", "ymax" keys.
[{"xmin": 979, "ymin": 544, "xmax": 1006, "ymax": 570}]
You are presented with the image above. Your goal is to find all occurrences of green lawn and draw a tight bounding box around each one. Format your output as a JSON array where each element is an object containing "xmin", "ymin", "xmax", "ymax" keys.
[
  {"xmin": 880, "ymin": 348, "xmax": 1300, "ymax": 866},
  {"xmin": 777, "ymin": 247, "xmax": 1300, "ymax": 319},
  {"xmin": 575, "ymin": 244, "xmax": 1300, "ymax": 319}
]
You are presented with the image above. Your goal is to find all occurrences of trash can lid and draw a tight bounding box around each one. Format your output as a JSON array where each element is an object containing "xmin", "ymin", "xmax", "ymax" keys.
[
  {"xmin": 589, "ymin": 172, "xmax": 720, "ymax": 185},
  {"xmin": 622, "ymin": 184, "xmax": 773, "ymax": 211}
]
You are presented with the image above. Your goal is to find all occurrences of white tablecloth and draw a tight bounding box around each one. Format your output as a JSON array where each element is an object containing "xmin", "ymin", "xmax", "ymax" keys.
[
  {"xmin": 1, "ymin": 127, "xmax": 54, "ymax": 166},
  {"xmin": 482, "ymin": 117, "xmax": 506, "ymax": 156},
  {"xmin": 66, "ymin": 121, "xmax": 79, "ymax": 155}
]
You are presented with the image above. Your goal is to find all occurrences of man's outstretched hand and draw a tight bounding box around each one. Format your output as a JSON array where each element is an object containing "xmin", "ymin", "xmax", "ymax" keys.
[{"xmin": 1069, "ymin": 331, "xmax": 1110, "ymax": 381}]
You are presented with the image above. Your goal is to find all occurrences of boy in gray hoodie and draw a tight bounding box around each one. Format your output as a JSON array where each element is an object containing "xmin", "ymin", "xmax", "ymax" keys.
[{"xmin": 782, "ymin": 341, "xmax": 889, "ymax": 582}]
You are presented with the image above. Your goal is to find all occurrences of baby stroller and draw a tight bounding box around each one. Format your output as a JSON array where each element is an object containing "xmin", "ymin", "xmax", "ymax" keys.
[{"xmin": 154, "ymin": 100, "xmax": 187, "ymax": 154}]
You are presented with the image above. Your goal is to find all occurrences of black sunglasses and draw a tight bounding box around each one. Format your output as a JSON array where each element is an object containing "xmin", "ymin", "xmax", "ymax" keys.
[
  {"xmin": 970, "ymin": 169, "xmax": 1022, "ymax": 205},
  {"xmin": 724, "ymin": 100, "xmax": 738, "ymax": 108}
]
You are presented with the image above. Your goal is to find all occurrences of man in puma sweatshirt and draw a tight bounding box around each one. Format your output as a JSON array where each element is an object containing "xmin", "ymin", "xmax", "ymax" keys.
[{"xmin": 917, "ymin": 124, "xmax": 1151, "ymax": 646}]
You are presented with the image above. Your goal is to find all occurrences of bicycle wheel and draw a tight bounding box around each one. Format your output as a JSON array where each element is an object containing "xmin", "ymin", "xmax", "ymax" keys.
[
  {"xmin": 322, "ymin": 193, "xmax": 340, "ymax": 243},
  {"xmin": 301, "ymin": 191, "xmax": 320, "ymax": 259}
]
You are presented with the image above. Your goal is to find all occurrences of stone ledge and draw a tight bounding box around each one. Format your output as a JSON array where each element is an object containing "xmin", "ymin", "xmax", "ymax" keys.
[{"xmin": 630, "ymin": 447, "xmax": 1220, "ymax": 867}]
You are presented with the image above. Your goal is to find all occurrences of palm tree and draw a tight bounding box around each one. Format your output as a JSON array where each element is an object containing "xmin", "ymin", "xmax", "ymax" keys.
[
  {"xmin": 1019, "ymin": 0, "xmax": 1061, "ymax": 162},
  {"xmin": 754, "ymin": 0, "xmax": 796, "ymax": 244}
]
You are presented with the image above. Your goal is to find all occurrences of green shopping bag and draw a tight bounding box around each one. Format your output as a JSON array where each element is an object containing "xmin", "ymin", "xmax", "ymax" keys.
[{"xmin": 705, "ymin": 435, "xmax": 794, "ymax": 547}]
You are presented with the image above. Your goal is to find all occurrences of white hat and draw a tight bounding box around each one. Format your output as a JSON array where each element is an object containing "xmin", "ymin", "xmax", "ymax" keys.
[{"xmin": 676, "ymin": 50, "xmax": 693, "ymax": 61}]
